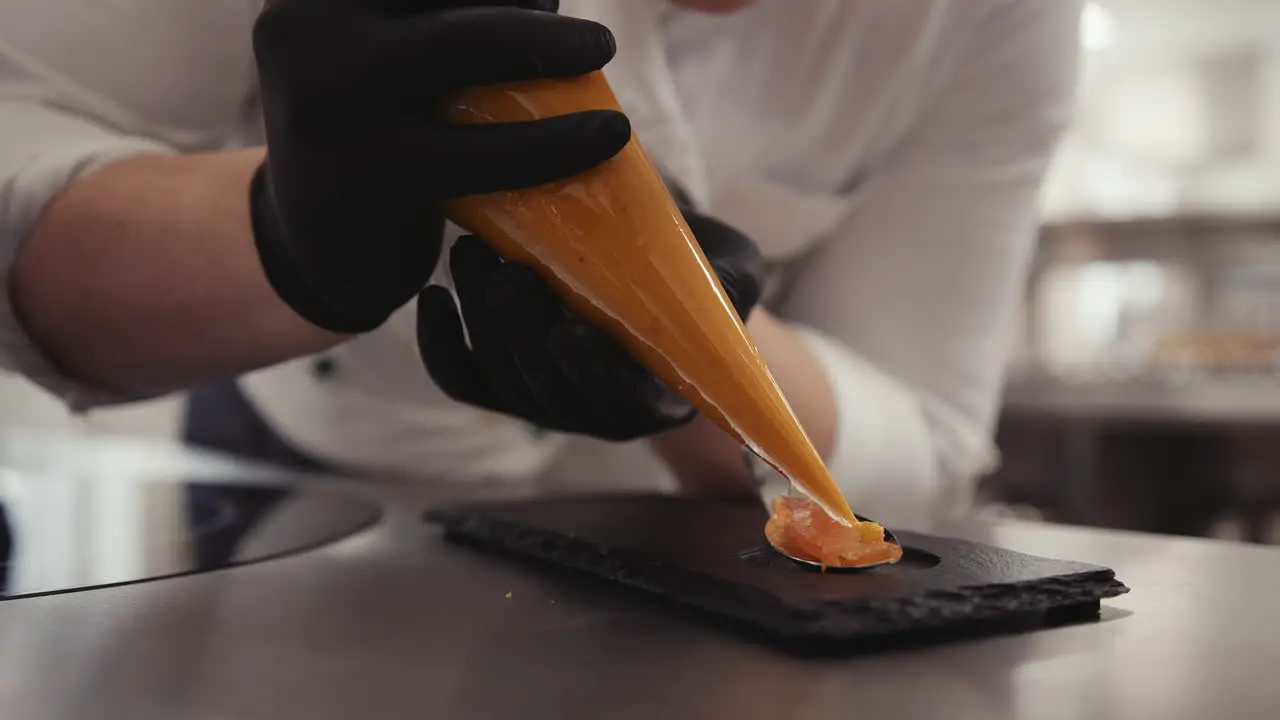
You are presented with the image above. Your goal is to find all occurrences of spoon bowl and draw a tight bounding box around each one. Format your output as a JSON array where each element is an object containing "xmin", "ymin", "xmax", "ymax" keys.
[
  {"xmin": 765, "ymin": 516, "xmax": 903, "ymax": 571},
  {"xmin": 743, "ymin": 448, "xmax": 903, "ymax": 571}
]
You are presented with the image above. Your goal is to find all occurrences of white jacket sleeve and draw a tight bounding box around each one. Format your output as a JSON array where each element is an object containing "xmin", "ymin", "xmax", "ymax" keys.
[
  {"xmin": 0, "ymin": 51, "xmax": 177, "ymax": 409},
  {"xmin": 779, "ymin": 0, "xmax": 1081, "ymax": 526}
]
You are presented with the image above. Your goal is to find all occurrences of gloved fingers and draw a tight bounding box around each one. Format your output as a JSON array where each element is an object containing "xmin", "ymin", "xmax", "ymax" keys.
[
  {"xmin": 681, "ymin": 210, "xmax": 766, "ymax": 319},
  {"xmin": 449, "ymin": 235, "xmax": 507, "ymax": 353},
  {"xmin": 423, "ymin": 112, "xmax": 630, "ymax": 197},
  {"xmin": 259, "ymin": 0, "xmax": 354, "ymax": 16},
  {"xmin": 709, "ymin": 261, "xmax": 765, "ymax": 321},
  {"xmin": 548, "ymin": 319, "xmax": 696, "ymax": 441},
  {"xmin": 449, "ymin": 236, "xmax": 544, "ymax": 419},
  {"xmin": 276, "ymin": 0, "xmax": 558, "ymax": 14},
  {"xmin": 416, "ymin": 285, "xmax": 503, "ymax": 412},
  {"xmin": 372, "ymin": 7, "xmax": 615, "ymax": 93},
  {"xmin": 485, "ymin": 262, "xmax": 584, "ymax": 431},
  {"xmin": 359, "ymin": 0, "xmax": 558, "ymax": 19}
]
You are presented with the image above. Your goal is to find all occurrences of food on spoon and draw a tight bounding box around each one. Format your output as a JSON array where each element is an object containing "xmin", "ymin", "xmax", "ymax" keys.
[{"xmin": 765, "ymin": 496, "xmax": 903, "ymax": 569}]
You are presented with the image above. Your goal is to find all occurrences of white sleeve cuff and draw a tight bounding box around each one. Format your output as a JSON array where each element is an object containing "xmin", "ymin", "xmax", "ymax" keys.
[
  {"xmin": 1, "ymin": 106, "xmax": 177, "ymax": 411},
  {"xmin": 792, "ymin": 325, "xmax": 951, "ymax": 528}
]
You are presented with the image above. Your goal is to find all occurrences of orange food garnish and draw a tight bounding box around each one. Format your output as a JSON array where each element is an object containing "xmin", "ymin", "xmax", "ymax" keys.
[{"xmin": 765, "ymin": 496, "xmax": 903, "ymax": 569}]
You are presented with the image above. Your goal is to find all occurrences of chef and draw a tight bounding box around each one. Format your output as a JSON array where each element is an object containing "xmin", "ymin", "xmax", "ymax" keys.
[{"xmin": 0, "ymin": 0, "xmax": 1080, "ymax": 528}]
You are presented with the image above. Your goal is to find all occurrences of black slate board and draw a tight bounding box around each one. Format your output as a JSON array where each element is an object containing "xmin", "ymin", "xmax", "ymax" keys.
[{"xmin": 424, "ymin": 494, "xmax": 1129, "ymax": 652}]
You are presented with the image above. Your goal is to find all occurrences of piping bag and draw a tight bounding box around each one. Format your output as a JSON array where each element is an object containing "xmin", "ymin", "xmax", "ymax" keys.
[{"xmin": 440, "ymin": 71, "xmax": 857, "ymax": 525}]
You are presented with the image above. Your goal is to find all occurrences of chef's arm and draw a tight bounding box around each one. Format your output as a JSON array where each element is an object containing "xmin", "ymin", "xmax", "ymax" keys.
[
  {"xmin": 653, "ymin": 0, "xmax": 1081, "ymax": 526},
  {"xmin": 8, "ymin": 146, "xmax": 346, "ymax": 401}
]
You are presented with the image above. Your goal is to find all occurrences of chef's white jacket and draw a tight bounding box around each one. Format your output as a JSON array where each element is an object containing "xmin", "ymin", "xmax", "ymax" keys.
[{"xmin": 0, "ymin": 0, "xmax": 1081, "ymax": 527}]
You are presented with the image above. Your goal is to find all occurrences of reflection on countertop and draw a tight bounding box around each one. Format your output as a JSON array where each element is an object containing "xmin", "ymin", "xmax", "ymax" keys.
[{"xmin": 0, "ymin": 432, "xmax": 381, "ymax": 600}]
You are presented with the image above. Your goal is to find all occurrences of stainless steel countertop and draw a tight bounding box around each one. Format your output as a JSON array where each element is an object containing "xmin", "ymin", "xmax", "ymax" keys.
[{"xmin": 2, "ymin": 433, "xmax": 1278, "ymax": 720}]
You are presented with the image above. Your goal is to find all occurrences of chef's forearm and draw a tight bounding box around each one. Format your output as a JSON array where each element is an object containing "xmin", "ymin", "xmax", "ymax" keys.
[
  {"xmin": 649, "ymin": 309, "xmax": 837, "ymax": 493},
  {"xmin": 8, "ymin": 148, "xmax": 346, "ymax": 397}
]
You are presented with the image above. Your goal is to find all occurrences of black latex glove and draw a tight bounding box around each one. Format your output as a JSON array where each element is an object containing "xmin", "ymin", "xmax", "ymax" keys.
[
  {"xmin": 249, "ymin": 0, "xmax": 630, "ymax": 333},
  {"xmin": 416, "ymin": 209, "xmax": 767, "ymax": 441}
]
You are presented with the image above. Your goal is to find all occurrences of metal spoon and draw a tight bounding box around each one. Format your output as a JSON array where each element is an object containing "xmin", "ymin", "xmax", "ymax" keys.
[{"xmin": 742, "ymin": 449, "xmax": 902, "ymax": 571}]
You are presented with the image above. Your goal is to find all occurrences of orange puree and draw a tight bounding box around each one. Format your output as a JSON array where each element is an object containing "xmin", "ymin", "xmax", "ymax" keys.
[
  {"xmin": 765, "ymin": 496, "xmax": 903, "ymax": 569},
  {"xmin": 439, "ymin": 71, "xmax": 856, "ymax": 525}
]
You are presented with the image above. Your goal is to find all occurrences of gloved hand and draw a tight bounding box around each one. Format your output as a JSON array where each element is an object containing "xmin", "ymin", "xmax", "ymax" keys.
[
  {"xmin": 416, "ymin": 209, "xmax": 767, "ymax": 441},
  {"xmin": 249, "ymin": 0, "xmax": 630, "ymax": 333}
]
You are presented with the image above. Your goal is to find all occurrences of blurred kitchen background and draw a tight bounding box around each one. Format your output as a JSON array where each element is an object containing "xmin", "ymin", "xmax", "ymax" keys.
[
  {"xmin": 4, "ymin": 0, "xmax": 1280, "ymax": 542},
  {"xmin": 989, "ymin": 0, "xmax": 1280, "ymax": 543}
]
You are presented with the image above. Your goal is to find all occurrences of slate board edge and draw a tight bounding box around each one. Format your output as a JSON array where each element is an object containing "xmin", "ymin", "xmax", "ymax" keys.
[{"xmin": 424, "ymin": 507, "xmax": 1130, "ymax": 642}]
